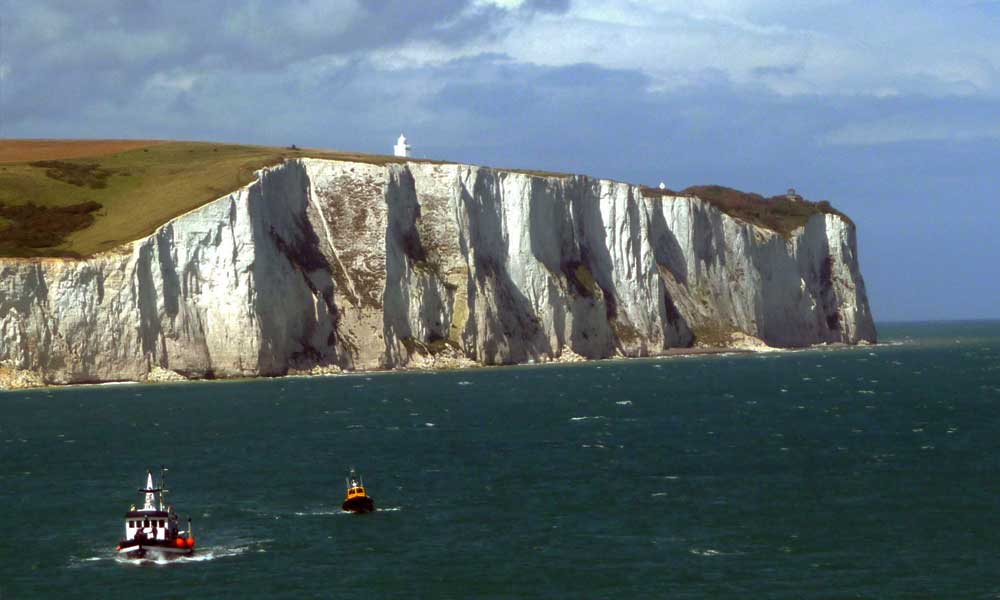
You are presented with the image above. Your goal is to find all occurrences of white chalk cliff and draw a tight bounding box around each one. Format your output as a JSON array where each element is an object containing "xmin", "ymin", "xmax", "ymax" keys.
[{"xmin": 0, "ymin": 158, "xmax": 876, "ymax": 386}]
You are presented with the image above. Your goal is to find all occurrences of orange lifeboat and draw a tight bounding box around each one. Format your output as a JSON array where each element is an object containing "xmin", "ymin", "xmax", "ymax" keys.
[{"xmin": 341, "ymin": 468, "xmax": 375, "ymax": 514}]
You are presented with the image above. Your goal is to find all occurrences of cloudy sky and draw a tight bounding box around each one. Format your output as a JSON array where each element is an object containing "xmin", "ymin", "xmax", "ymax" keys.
[{"xmin": 3, "ymin": 0, "xmax": 999, "ymax": 321}]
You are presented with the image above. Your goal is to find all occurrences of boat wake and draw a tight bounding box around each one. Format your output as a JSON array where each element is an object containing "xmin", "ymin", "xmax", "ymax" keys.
[
  {"xmin": 293, "ymin": 510, "xmax": 344, "ymax": 516},
  {"xmin": 689, "ymin": 547, "xmax": 741, "ymax": 557},
  {"xmin": 71, "ymin": 541, "xmax": 259, "ymax": 568},
  {"xmin": 294, "ymin": 506, "xmax": 402, "ymax": 516},
  {"xmin": 118, "ymin": 545, "xmax": 250, "ymax": 566}
]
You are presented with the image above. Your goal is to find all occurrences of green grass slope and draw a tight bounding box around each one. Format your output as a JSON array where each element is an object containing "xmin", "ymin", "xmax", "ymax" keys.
[{"xmin": 0, "ymin": 140, "xmax": 430, "ymax": 258}]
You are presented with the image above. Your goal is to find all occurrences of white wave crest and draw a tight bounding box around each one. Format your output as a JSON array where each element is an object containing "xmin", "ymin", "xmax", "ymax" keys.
[
  {"xmin": 102, "ymin": 542, "xmax": 255, "ymax": 567},
  {"xmin": 294, "ymin": 510, "xmax": 344, "ymax": 516}
]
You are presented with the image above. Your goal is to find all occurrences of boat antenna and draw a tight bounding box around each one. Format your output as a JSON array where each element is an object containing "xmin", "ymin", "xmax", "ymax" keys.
[{"xmin": 159, "ymin": 466, "xmax": 169, "ymax": 512}]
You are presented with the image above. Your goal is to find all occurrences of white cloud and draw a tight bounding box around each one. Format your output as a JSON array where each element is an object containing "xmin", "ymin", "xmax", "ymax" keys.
[
  {"xmin": 146, "ymin": 71, "xmax": 200, "ymax": 93},
  {"xmin": 393, "ymin": 0, "xmax": 1000, "ymax": 99},
  {"xmin": 473, "ymin": 0, "xmax": 526, "ymax": 8},
  {"xmin": 367, "ymin": 41, "xmax": 486, "ymax": 71}
]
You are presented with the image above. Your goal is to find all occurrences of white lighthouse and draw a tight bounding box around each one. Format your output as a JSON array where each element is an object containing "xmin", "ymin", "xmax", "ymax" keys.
[{"xmin": 393, "ymin": 133, "xmax": 411, "ymax": 158}]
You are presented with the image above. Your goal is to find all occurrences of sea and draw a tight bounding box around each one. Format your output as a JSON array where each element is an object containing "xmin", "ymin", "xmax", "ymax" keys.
[{"xmin": 1, "ymin": 321, "xmax": 999, "ymax": 599}]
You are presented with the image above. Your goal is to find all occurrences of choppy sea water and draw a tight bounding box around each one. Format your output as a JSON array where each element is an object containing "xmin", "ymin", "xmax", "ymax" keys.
[{"xmin": 1, "ymin": 321, "xmax": 999, "ymax": 599}]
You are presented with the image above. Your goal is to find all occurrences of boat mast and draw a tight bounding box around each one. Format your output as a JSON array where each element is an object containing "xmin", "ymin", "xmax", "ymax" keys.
[{"xmin": 142, "ymin": 469, "xmax": 157, "ymax": 511}]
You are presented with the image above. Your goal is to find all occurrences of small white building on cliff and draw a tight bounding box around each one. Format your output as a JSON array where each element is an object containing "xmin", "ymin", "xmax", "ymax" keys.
[{"xmin": 393, "ymin": 134, "xmax": 411, "ymax": 158}]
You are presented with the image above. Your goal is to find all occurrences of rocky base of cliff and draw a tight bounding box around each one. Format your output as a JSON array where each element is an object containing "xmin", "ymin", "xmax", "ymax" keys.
[{"xmin": 0, "ymin": 362, "xmax": 45, "ymax": 390}]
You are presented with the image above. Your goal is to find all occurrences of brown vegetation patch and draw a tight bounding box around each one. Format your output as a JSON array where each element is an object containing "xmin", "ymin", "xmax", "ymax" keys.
[
  {"xmin": 611, "ymin": 319, "xmax": 641, "ymax": 345},
  {"xmin": 0, "ymin": 139, "xmax": 166, "ymax": 163},
  {"xmin": 503, "ymin": 167, "xmax": 574, "ymax": 179},
  {"xmin": 691, "ymin": 322, "xmax": 739, "ymax": 347},
  {"xmin": 0, "ymin": 201, "xmax": 103, "ymax": 256},
  {"xmin": 640, "ymin": 186, "xmax": 687, "ymax": 198},
  {"xmin": 643, "ymin": 184, "xmax": 853, "ymax": 236},
  {"xmin": 561, "ymin": 260, "xmax": 598, "ymax": 297},
  {"xmin": 30, "ymin": 160, "xmax": 114, "ymax": 189},
  {"xmin": 400, "ymin": 334, "xmax": 460, "ymax": 356}
]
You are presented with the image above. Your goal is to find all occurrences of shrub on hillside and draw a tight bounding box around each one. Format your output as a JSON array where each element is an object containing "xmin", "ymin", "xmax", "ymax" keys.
[
  {"xmin": 29, "ymin": 160, "xmax": 113, "ymax": 189},
  {"xmin": 642, "ymin": 184, "xmax": 852, "ymax": 236},
  {"xmin": 0, "ymin": 201, "xmax": 103, "ymax": 255}
]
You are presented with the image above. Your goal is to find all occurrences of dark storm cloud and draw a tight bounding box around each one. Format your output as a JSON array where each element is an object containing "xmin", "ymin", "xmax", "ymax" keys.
[
  {"xmin": 11, "ymin": 0, "xmax": 478, "ymax": 69},
  {"xmin": 0, "ymin": 0, "xmax": 499, "ymax": 130}
]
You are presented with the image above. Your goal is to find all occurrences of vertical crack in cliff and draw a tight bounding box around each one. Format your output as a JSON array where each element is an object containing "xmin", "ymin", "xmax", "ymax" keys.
[{"xmin": 303, "ymin": 164, "xmax": 361, "ymax": 305}]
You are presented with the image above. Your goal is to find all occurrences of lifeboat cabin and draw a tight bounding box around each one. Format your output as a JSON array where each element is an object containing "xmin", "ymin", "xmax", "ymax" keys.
[
  {"xmin": 342, "ymin": 469, "xmax": 375, "ymax": 514},
  {"xmin": 116, "ymin": 469, "xmax": 195, "ymax": 559}
]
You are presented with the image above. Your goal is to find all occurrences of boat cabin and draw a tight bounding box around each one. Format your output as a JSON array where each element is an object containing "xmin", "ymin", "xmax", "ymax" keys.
[
  {"xmin": 124, "ymin": 469, "xmax": 180, "ymax": 541},
  {"xmin": 123, "ymin": 509, "xmax": 177, "ymax": 541},
  {"xmin": 341, "ymin": 469, "xmax": 375, "ymax": 513}
]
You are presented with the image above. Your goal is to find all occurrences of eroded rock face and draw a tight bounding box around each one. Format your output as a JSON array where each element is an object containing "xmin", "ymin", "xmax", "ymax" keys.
[{"xmin": 0, "ymin": 159, "xmax": 876, "ymax": 386}]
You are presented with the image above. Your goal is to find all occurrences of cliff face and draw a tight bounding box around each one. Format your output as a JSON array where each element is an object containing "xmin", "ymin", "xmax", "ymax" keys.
[{"xmin": 0, "ymin": 159, "xmax": 876, "ymax": 386}]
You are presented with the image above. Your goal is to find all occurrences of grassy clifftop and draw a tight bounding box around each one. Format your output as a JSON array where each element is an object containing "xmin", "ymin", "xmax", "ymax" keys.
[
  {"xmin": 0, "ymin": 139, "xmax": 852, "ymax": 258},
  {"xmin": 0, "ymin": 140, "xmax": 425, "ymax": 258}
]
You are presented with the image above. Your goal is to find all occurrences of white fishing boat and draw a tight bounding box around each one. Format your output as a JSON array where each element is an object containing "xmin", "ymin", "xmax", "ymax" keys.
[{"xmin": 115, "ymin": 468, "xmax": 196, "ymax": 559}]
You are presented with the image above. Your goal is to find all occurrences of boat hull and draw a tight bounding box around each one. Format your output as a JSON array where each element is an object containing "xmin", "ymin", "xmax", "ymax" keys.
[
  {"xmin": 117, "ymin": 539, "xmax": 193, "ymax": 559},
  {"xmin": 342, "ymin": 496, "xmax": 375, "ymax": 513}
]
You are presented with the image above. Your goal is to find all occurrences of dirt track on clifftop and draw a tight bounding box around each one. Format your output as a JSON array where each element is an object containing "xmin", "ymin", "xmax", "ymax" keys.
[{"xmin": 0, "ymin": 139, "xmax": 167, "ymax": 163}]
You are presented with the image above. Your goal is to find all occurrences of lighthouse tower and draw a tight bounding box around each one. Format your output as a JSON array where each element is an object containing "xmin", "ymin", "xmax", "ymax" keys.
[{"xmin": 393, "ymin": 134, "xmax": 411, "ymax": 158}]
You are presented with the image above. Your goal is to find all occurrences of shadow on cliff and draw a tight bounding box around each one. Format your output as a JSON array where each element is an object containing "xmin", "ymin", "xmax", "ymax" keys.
[
  {"xmin": 459, "ymin": 169, "xmax": 551, "ymax": 364},
  {"xmin": 527, "ymin": 176, "xmax": 574, "ymax": 352},
  {"xmin": 248, "ymin": 160, "xmax": 346, "ymax": 374},
  {"xmin": 134, "ymin": 241, "xmax": 163, "ymax": 365},
  {"xmin": 546, "ymin": 177, "xmax": 616, "ymax": 357},
  {"xmin": 382, "ymin": 166, "xmax": 457, "ymax": 366},
  {"xmin": 751, "ymin": 214, "xmax": 841, "ymax": 346},
  {"xmin": 132, "ymin": 224, "xmax": 212, "ymax": 377},
  {"xmin": 647, "ymin": 202, "xmax": 694, "ymax": 347}
]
